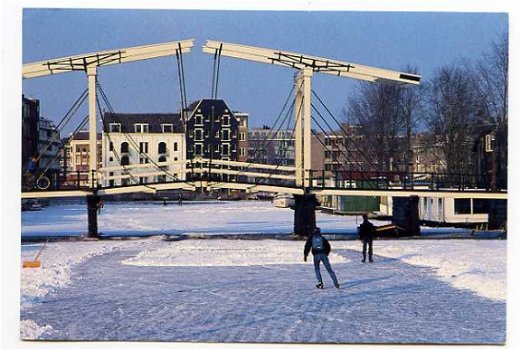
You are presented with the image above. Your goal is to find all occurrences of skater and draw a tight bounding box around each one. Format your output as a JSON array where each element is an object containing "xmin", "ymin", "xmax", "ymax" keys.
[
  {"xmin": 358, "ymin": 214, "xmax": 376, "ymax": 263},
  {"xmin": 178, "ymin": 194, "xmax": 183, "ymax": 206},
  {"xmin": 24, "ymin": 155, "xmax": 38, "ymax": 188},
  {"xmin": 96, "ymin": 199, "xmax": 104, "ymax": 214},
  {"xmin": 304, "ymin": 227, "xmax": 340, "ymax": 289}
]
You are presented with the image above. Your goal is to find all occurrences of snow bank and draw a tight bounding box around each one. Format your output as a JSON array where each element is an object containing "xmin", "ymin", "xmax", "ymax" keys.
[
  {"xmin": 373, "ymin": 240, "xmax": 506, "ymax": 301},
  {"xmin": 20, "ymin": 320, "xmax": 53, "ymax": 339},
  {"xmin": 20, "ymin": 240, "xmax": 147, "ymax": 308},
  {"xmin": 123, "ymin": 239, "xmax": 347, "ymax": 267}
]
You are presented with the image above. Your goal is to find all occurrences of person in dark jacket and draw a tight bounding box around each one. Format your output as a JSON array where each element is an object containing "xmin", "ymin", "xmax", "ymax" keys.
[
  {"xmin": 358, "ymin": 214, "xmax": 376, "ymax": 263},
  {"xmin": 304, "ymin": 227, "xmax": 340, "ymax": 289},
  {"xmin": 24, "ymin": 156, "xmax": 38, "ymax": 188}
]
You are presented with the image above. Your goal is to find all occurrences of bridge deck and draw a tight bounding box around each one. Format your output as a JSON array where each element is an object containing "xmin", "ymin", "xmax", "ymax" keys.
[{"xmin": 21, "ymin": 180, "xmax": 508, "ymax": 199}]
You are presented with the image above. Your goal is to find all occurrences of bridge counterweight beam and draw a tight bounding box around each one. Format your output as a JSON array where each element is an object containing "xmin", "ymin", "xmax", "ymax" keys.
[{"xmin": 87, "ymin": 66, "xmax": 98, "ymax": 188}]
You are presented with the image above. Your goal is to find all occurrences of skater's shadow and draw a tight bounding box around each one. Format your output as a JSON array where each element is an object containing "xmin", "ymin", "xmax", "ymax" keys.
[{"xmin": 342, "ymin": 275, "xmax": 392, "ymax": 288}]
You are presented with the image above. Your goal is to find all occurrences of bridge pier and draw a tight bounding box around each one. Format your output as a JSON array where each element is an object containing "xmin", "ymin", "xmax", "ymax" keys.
[
  {"xmin": 293, "ymin": 193, "xmax": 320, "ymax": 236},
  {"xmin": 87, "ymin": 194, "xmax": 101, "ymax": 238},
  {"xmin": 392, "ymin": 195, "xmax": 420, "ymax": 236}
]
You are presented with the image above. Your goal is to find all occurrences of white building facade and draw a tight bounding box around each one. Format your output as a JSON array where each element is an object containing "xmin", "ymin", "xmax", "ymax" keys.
[{"xmin": 102, "ymin": 113, "xmax": 186, "ymax": 187}]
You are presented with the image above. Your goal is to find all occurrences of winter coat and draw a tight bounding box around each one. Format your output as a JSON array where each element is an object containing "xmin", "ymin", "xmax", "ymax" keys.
[
  {"xmin": 304, "ymin": 233, "xmax": 331, "ymax": 258},
  {"xmin": 26, "ymin": 159, "xmax": 38, "ymax": 174},
  {"xmin": 359, "ymin": 221, "xmax": 375, "ymax": 241}
]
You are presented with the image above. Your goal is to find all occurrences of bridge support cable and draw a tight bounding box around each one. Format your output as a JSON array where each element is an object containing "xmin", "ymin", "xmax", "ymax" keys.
[
  {"xmin": 310, "ymin": 102, "xmax": 381, "ymax": 177},
  {"xmin": 175, "ymin": 45, "xmax": 189, "ymax": 126},
  {"xmin": 25, "ymin": 114, "xmax": 90, "ymax": 191},
  {"xmin": 232, "ymin": 82, "xmax": 297, "ymax": 182},
  {"xmin": 310, "ymin": 107, "xmax": 386, "ymax": 190},
  {"xmin": 311, "ymin": 89, "xmax": 383, "ymax": 174},
  {"xmin": 96, "ymin": 100, "xmax": 142, "ymax": 187},
  {"xmin": 310, "ymin": 112, "xmax": 382, "ymax": 190},
  {"xmin": 210, "ymin": 43, "xmax": 223, "ymax": 99},
  {"xmin": 27, "ymin": 89, "xmax": 88, "ymax": 169},
  {"xmin": 310, "ymin": 126, "xmax": 368, "ymax": 189},
  {"xmin": 96, "ymin": 85, "xmax": 180, "ymax": 188},
  {"xmin": 95, "ymin": 82, "xmax": 181, "ymax": 188},
  {"xmin": 222, "ymin": 99, "xmax": 296, "ymax": 186}
]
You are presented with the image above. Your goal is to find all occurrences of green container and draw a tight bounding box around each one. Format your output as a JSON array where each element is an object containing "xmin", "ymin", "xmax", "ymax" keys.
[{"xmin": 340, "ymin": 196, "xmax": 379, "ymax": 212}]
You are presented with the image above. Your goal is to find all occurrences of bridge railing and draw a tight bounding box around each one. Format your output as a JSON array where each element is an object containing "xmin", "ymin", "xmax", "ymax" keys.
[
  {"xmin": 307, "ymin": 170, "xmax": 503, "ymax": 192},
  {"xmin": 22, "ymin": 170, "xmax": 99, "ymax": 192}
]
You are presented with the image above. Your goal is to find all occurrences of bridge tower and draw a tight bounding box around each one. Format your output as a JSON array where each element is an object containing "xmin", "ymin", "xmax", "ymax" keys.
[
  {"xmin": 23, "ymin": 40, "xmax": 194, "ymax": 237},
  {"xmin": 202, "ymin": 40, "xmax": 421, "ymax": 235}
]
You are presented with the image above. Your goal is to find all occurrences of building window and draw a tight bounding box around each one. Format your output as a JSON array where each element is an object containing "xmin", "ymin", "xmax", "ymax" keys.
[
  {"xmin": 139, "ymin": 142, "xmax": 149, "ymax": 154},
  {"xmin": 239, "ymin": 132, "xmax": 246, "ymax": 141},
  {"xmin": 162, "ymin": 124, "xmax": 173, "ymax": 133},
  {"xmin": 134, "ymin": 123, "xmax": 149, "ymax": 133},
  {"xmin": 121, "ymin": 142, "xmax": 129, "ymax": 153},
  {"xmin": 222, "ymin": 144, "xmax": 230, "ymax": 156},
  {"xmin": 454, "ymin": 198, "xmax": 471, "ymax": 214},
  {"xmin": 140, "ymin": 157, "xmax": 149, "ymax": 164},
  {"xmin": 121, "ymin": 155, "xmax": 130, "ymax": 166},
  {"xmin": 485, "ymin": 134, "xmax": 494, "ymax": 152},
  {"xmin": 139, "ymin": 177, "xmax": 147, "ymax": 184},
  {"xmin": 195, "ymin": 115, "xmax": 203, "ymax": 125},
  {"xmin": 222, "ymin": 129, "xmax": 230, "ymax": 141},
  {"xmin": 473, "ymin": 199, "xmax": 490, "ymax": 214},
  {"xmin": 158, "ymin": 142, "xmax": 167, "ymax": 154},
  {"xmin": 109, "ymin": 157, "xmax": 113, "ymax": 162},
  {"xmin": 158, "ymin": 156, "xmax": 167, "ymax": 163},
  {"xmin": 109, "ymin": 142, "xmax": 114, "ymax": 151},
  {"xmin": 174, "ymin": 157, "xmax": 178, "ymax": 161},
  {"xmin": 174, "ymin": 142, "xmax": 178, "ymax": 152},
  {"xmin": 109, "ymin": 123, "xmax": 121, "ymax": 133},
  {"xmin": 194, "ymin": 144, "xmax": 203, "ymax": 156},
  {"xmin": 215, "ymin": 130, "xmax": 220, "ymax": 138},
  {"xmin": 195, "ymin": 129, "xmax": 203, "ymax": 141},
  {"xmin": 222, "ymin": 115, "xmax": 230, "ymax": 126},
  {"xmin": 188, "ymin": 130, "xmax": 194, "ymax": 138},
  {"xmin": 240, "ymin": 148, "xmax": 246, "ymax": 156}
]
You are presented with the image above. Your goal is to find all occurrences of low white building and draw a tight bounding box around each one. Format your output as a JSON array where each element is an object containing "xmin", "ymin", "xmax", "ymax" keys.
[
  {"xmin": 380, "ymin": 194, "xmax": 490, "ymax": 225},
  {"xmin": 102, "ymin": 112, "xmax": 186, "ymax": 187}
]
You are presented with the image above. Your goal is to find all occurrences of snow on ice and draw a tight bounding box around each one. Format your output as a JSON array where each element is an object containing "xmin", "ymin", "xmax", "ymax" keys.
[{"xmin": 20, "ymin": 200, "xmax": 506, "ymax": 343}]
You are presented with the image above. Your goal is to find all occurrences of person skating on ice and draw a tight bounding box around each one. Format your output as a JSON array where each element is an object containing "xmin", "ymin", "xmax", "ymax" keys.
[
  {"xmin": 358, "ymin": 214, "xmax": 376, "ymax": 263},
  {"xmin": 304, "ymin": 227, "xmax": 340, "ymax": 289}
]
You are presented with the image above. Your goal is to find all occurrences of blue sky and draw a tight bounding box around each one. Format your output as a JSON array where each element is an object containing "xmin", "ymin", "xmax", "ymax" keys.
[{"xmin": 22, "ymin": 9, "xmax": 508, "ymax": 134}]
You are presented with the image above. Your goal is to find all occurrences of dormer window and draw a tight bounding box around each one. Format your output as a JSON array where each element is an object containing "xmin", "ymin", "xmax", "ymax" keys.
[
  {"xmin": 109, "ymin": 123, "xmax": 121, "ymax": 133},
  {"xmin": 162, "ymin": 124, "xmax": 173, "ymax": 133},
  {"xmin": 134, "ymin": 123, "xmax": 149, "ymax": 133},
  {"xmin": 222, "ymin": 115, "xmax": 230, "ymax": 126}
]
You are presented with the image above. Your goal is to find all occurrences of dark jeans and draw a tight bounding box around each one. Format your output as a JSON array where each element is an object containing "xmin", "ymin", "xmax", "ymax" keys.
[
  {"xmin": 362, "ymin": 238, "xmax": 373, "ymax": 261},
  {"xmin": 313, "ymin": 253, "xmax": 338, "ymax": 285}
]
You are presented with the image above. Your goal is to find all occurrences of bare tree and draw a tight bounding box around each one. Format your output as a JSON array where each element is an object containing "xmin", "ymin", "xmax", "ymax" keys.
[
  {"xmin": 474, "ymin": 33, "xmax": 508, "ymax": 188},
  {"xmin": 347, "ymin": 83, "xmax": 404, "ymax": 171},
  {"xmin": 427, "ymin": 63, "xmax": 480, "ymax": 175},
  {"xmin": 346, "ymin": 67, "xmax": 422, "ymax": 173},
  {"xmin": 399, "ymin": 66, "xmax": 424, "ymax": 173}
]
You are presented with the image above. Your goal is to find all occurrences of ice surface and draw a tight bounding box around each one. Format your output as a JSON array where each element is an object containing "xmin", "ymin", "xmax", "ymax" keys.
[
  {"xmin": 20, "ymin": 200, "xmax": 506, "ymax": 343},
  {"xmin": 21, "ymin": 200, "xmax": 385, "ymax": 237},
  {"xmin": 20, "ymin": 238, "xmax": 505, "ymax": 343}
]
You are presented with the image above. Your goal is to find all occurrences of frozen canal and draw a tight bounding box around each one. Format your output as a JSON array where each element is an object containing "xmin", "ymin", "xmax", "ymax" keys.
[
  {"xmin": 20, "ymin": 238, "xmax": 505, "ymax": 344},
  {"xmin": 19, "ymin": 200, "xmax": 506, "ymax": 344},
  {"xmin": 22, "ymin": 199, "xmax": 377, "ymax": 237}
]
